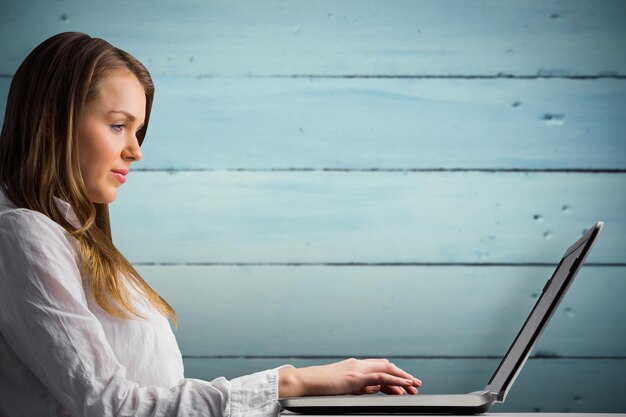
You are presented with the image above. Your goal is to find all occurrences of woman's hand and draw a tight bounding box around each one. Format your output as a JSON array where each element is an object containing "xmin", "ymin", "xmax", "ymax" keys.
[{"xmin": 278, "ymin": 358, "xmax": 422, "ymax": 398}]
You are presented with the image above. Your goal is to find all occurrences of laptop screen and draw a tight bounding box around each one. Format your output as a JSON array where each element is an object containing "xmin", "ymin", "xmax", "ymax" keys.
[{"xmin": 485, "ymin": 222, "xmax": 603, "ymax": 402}]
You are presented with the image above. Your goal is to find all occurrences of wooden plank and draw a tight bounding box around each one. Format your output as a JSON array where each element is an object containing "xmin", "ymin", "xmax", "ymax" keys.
[
  {"xmin": 138, "ymin": 265, "xmax": 626, "ymax": 357},
  {"xmin": 1, "ymin": 1, "xmax": 625, "ymax": 76},
  {"xmin": 113, "ymin": 78, "xmax": 626, "ymax": 170},
  {"xmin": 2, "ymin": 77, "xmax": 624, "ymax": 169},
  {"xmin": 182, "ymin": 358, "xmax": 626, "ymax": 413},
  {"xmin": 109, "ymin": 172, "xmax": 626, "ymax": 263}
]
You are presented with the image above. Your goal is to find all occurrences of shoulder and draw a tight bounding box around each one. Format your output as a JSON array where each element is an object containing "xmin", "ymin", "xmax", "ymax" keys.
[
  {"xmin": 0, "ymin": 207, "xmax": 79, "ymax": 260},
  {"xmin": 0, "ymin": 206, "xmax": 67, "ymax": 236}
]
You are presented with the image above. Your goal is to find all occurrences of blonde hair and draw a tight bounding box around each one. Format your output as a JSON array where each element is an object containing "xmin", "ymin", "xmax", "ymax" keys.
[{"xmin": 0, "ymin": 32, "xmax": 177, "ymax": 325}]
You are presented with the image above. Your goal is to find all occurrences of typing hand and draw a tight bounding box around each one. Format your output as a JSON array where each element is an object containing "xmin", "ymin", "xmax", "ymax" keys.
[{"xmin": 278, "ymin": 358, "xmax": 422, "ymax": 398}]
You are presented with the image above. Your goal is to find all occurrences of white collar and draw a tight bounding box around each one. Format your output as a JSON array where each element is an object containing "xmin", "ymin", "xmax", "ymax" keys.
[{"xmin": 0, "ymin": 188, "xmax": 82, "ymax": 229}]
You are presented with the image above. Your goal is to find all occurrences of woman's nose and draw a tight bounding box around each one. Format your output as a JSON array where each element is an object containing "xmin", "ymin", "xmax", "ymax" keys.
[{"xmin": 123, "ymin": 136, "xmax": 143, "ymax": 161}]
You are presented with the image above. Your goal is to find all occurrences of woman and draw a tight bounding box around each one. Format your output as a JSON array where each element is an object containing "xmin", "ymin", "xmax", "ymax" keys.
[{"xmin": 0, "ymin": 32, "xmax": 421, "ymax": 416}]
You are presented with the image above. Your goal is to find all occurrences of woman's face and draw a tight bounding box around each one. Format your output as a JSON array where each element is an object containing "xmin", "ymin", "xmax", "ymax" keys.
[{"xmin": 78, "ymin": 68, "xmax": 146, "ymax": 204}]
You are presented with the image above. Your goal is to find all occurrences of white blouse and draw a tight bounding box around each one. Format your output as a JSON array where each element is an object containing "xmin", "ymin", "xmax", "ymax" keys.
[{"xmin": 0, "ymin": 190, "xmax": 285, "ymax": 416}]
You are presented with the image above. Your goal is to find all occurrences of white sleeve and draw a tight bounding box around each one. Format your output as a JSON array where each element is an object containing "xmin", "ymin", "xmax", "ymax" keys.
[{"xmin": 0, "ymin": 210, "xmax": 281, "ymax": 417}]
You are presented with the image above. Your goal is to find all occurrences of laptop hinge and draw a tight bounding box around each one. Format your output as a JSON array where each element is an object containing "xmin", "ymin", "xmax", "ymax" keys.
[
  {"xmin": 489, "ymin": 391, "xmax": 503, "ymax": 403},
  {"xmin": 470, "ymin": 389, "xmax": 500, "ymax": 403}
]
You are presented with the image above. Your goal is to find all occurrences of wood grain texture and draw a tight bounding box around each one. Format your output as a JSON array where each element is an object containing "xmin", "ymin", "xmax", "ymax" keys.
[
  {"xmin": 1, "ymin": 77, "xmax": 625, "ymax": 170},
  {"xmin": 139, "ymin": 265, "xmax": 625, "ymax": 357},
  {"xmin": 109, "ymin": 171, "xmax": 625, "ymax": 263},
  {"xmin": 0, "ymin": 0, "xmax": 625, "ymax": 76},
  {"xmin": 142, "ymin": 77, "xmax": 626, "ymax": 170},
  {"xmin": 182, "ymin": 358, "xmax": 626, "ymax": 412}
]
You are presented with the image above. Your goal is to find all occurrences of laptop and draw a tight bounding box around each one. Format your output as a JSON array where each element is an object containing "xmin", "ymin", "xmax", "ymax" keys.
[{"xmin": 279, "ymin": 221, "xmax": 604, "ymax": 415}]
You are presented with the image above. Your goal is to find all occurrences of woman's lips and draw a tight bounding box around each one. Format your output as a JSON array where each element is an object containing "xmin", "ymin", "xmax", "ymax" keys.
[{"xmin": 111, "ymin": 170, "xmax": 127, "ymax": 184}]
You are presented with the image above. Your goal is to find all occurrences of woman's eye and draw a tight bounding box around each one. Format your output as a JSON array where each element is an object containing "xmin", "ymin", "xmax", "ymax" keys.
[{"xmin": 111, "ymin": 124, "xmax": 125, "ymax": 133}]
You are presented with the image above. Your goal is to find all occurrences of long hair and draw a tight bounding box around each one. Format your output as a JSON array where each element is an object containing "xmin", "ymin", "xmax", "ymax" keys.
[{"xmin": 0, "ymin": 32, "xmax": 177, "ymax": 326}]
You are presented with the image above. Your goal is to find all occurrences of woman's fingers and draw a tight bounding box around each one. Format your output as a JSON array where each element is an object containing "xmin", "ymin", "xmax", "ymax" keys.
[
  {"xmin": 380, "ymin": 385, "xmax": 407, "ymax": 395},
  {"xmin": 388, "ymin": 363, "xmax": 421, "ymax": 386},
  {"xmin": 404, "ymin": 385, "xmax": 418, "ymax": 395},
  {"xmin": 363, "ymin": 361, "xmax": 422, "ymax": 387},
  {"xmin": 378, "ymin": 384, "xmax": 419, "ymax": 395},
  {"xmin": 360, "ymin": 372, "xmax": 415, "ymax": 389},
  {"xmin": 358, "ymin": 385, "xmax": 382, "ymax": 395},
  {"xmin": 340, "ymin": 358, "xmax": 422, "ymax": 396}
]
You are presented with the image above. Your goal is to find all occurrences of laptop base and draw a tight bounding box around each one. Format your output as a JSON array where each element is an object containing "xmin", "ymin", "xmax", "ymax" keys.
[{"xmin": 280, "ymin": 390, "xmax": 494, "ymax": 415}]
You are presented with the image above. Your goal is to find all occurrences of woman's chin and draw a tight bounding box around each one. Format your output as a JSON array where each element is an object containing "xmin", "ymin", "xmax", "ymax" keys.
[{"xmin": 87, "ymin": 188, "xmax": 118, "ymax": 204}]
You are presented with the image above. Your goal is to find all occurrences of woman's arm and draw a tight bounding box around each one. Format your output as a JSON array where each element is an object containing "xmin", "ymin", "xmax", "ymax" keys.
[{"xmin": 0, "ymin": 209, "xmax": 277, "ymax": 417}]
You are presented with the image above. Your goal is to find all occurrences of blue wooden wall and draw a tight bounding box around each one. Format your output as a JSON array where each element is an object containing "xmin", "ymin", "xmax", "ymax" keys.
[{"xmin": 1, "ymin": 1, "xmax": 625, "ymax": 413}]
